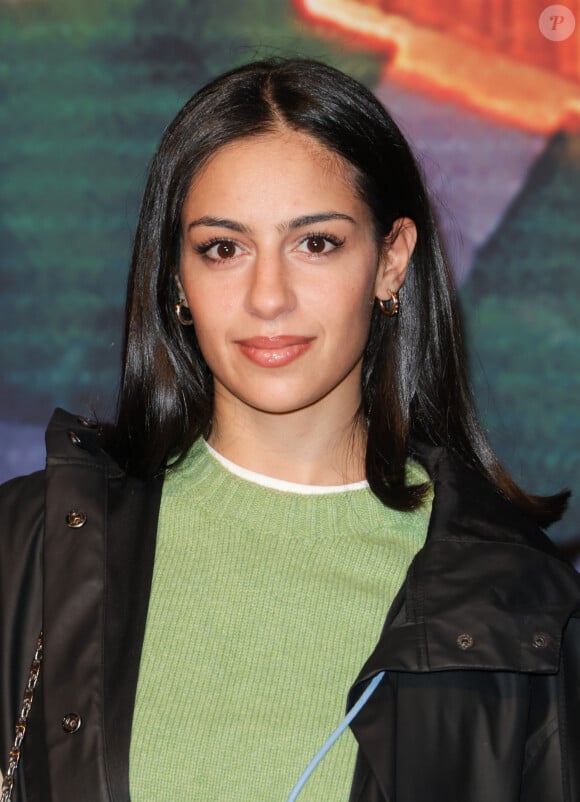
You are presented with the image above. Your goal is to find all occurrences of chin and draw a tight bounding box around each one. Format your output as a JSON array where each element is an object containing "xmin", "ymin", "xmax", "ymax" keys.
[{"xmin": 238, "ymin": 387, "xmax": 326, "ymax": 416}]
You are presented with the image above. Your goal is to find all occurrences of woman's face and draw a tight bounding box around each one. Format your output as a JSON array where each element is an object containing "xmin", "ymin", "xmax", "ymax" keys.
[{"xmin": 178, "ymin": 130, "xmax": 410, "ymax": 425}]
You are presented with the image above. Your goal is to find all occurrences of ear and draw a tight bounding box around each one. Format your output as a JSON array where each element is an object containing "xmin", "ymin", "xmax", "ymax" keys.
[
  {"xmin": 174, "ymin": 274, "xmax": 189, "ymax": 305},
  {"xmin": 374, "ymin": 217, "xmax": 417, "ymax": 299}
]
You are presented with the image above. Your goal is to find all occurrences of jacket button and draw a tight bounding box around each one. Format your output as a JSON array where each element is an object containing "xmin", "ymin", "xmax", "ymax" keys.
[
  {"xmin": 68, "ymin": 430, "xmax": 82, "ymax": 447},
  {"xmin": 532, "ymin": 632, "xmax": 550, "ymax": 649},
  {"xmin": 65, "ymin": 510, "xmax": 87, "ymax": 529},
  {"xmin": 456, "ymin": 633, "xmax": 474, "ymax": 650},
  {"xmin": 62, "ymin": 713, "xmax": 82, "ymax": 734}
]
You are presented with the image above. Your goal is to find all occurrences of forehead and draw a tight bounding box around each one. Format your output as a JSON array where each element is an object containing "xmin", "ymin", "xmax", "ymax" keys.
[
  {"xmin": 184, "ymin": 130, "xmax": 361, "ymax": 210},
  {"xmin": 183, "ymin": 130, "xmax": 366, "ymax": 222}
]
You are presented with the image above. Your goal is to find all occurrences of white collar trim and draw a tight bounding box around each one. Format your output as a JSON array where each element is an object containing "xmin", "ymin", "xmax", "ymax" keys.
[{"xmin": 204, "ymin": 440, "xmax": 369, "ymax": 495}]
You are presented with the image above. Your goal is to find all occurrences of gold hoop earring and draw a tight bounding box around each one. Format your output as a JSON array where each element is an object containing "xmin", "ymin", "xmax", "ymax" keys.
[
  {"xmin": 377, "ymin": 289, "xmax": 399, "ymax": 317},
  {"xmin": 175, "ymin": 299, "xmax": 194, "ymax": 326}
]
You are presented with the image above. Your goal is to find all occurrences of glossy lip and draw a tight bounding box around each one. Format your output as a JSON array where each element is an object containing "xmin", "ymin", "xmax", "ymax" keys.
[{"xmin": 235, "ymin": 335, "xmax": 315, "ymax": 367}]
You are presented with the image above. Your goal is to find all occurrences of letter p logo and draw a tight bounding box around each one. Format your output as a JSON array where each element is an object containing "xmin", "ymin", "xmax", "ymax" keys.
[{"xmin": 539, "ymin": 5, "xmax": 576, "ymax": 40}]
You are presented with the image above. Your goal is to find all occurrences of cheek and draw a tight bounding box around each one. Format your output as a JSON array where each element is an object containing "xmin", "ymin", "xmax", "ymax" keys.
[
  {"xmin": 183, "ymin": 275, "xmax": 230, "ymax": 327},
  {"xmin": 326, "ymin": 272, "xmax": 376, "ymax": 324},
  {"xmin": 186, "ymin": 293, "xmax": 236, "ymax": 370},
  {"xmin": 184, "ymin": 297, "xmax": 217, "ymax": 349}
]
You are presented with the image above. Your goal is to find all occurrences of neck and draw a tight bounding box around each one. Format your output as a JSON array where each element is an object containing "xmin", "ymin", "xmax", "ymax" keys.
[{"xmin": 208, "ymin": 397, "xmax": 367, "ymax": 486}]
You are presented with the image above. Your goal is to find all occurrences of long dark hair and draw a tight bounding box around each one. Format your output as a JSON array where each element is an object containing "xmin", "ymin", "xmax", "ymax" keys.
[{"xmin": 114, "ymin": 57, "xmax": 567, "ymax": 526}]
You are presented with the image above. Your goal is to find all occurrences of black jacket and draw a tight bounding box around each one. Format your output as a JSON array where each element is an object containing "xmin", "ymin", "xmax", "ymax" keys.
[{"xmin": 1, "ymin": 408, "xmax": 580, "ymax": 802}]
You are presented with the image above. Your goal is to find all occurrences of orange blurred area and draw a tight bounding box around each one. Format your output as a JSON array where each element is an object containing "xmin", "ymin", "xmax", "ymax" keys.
[{"xmin": 294, "ymin": 0, "xmax": 580, "ymax": 133}]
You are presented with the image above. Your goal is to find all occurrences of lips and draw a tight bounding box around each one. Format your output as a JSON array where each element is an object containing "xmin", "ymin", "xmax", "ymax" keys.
[{"xmin": 235, "ymin": 335, "xmax": 315, "ymax": 367}]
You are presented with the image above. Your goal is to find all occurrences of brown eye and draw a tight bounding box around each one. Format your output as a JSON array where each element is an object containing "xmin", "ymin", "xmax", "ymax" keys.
[
  {"xmin": 196, "ymin": 238, "xmax": 242, "ymax": 262},
  {"xmin": 216, "ymin": 241, "xmax": 236, "ymax": 259},
  {"xmin": 306, "ymin": 236, "xmax": 326, "ymax": 253}
]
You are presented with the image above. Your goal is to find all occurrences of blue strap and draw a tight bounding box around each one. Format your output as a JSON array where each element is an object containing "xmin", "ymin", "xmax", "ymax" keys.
[{"xmin": 285, "ymin": 671, "xmax": 386, "ymax": 802}]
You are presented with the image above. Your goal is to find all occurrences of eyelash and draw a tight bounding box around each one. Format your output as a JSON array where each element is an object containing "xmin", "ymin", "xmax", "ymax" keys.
[
  {"xmin": 195, "ymin": 237, "xmax": 239, "ymax": 258},
  {"xmin": 300, "ymin": 232, "xmax": 345, "ymax": 253},
  {"xmin": 194, "ymin": 232, "xmax": 346, "ymax": 262}
]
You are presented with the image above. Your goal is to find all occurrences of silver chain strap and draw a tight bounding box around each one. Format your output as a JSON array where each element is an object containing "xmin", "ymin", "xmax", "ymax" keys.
[{"xmin": 1, "ymin": 632, "xmax": 43, "ymax": 802}]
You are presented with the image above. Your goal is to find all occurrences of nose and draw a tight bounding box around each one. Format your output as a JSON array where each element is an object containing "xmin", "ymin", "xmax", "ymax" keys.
[{"xmin": 245, "ymin": 251, "xmax": 296, "ymax": 320}]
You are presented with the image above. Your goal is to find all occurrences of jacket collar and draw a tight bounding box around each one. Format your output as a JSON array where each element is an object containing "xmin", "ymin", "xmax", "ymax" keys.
[{"xmin": 350, "ymin": 439, "xmax": 580, "ymax": 686}]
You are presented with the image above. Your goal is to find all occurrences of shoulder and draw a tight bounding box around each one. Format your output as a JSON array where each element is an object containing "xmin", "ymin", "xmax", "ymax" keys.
[
  {"xmin": 408, "ymin": 438, "xmax": 580, "ymax": 631},
  {"xmin": 0, "ymin": 407, "xmax": 122, "ymax": 570},
  {"xmin": 0, "ymin": 467, "xmax": 44, "ymax": 507},
  {"xmin": 410, "ymin": 438, "xmax": 569, "ymax": 559},
  {"xmin": 362, "ymin": 442, "xmax": 580, "ymax": 678},
  {"xmin": 0, "ymin": 469, "xmax": 45, "ymax": 566}
]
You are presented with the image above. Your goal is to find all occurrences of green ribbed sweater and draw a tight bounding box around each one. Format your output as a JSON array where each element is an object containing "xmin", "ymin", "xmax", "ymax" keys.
[{"xmin": 129, "ymin": 439, "xmax": 432, "ymax": 802}]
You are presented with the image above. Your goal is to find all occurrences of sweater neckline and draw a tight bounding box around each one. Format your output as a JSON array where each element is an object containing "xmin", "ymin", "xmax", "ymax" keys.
[
  {"xmin": 203, "ymin": 440, "xmax": 369, "ymax": 495},
  {"xmin": 164, "ymin": 436, "xmax": 432, "ymax": 542}
]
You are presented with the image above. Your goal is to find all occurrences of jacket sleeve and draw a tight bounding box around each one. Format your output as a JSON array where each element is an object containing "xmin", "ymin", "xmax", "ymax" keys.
[
  {"xmin": 561, "ymin": 616, "xmax": 580, "ymax": 801},
  {"xmin": 0, "ymin": 472, "xmax": 44, "ymax": 782},
  {"xmin": 520, "ymin": 614, "xmax": 580, "ymax": 802}
]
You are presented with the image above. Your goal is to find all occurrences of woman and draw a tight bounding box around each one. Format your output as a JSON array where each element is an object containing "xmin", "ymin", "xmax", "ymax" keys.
[{"xmin": 1, "ymin": 58, "xmax": 579, "ymax": 802}]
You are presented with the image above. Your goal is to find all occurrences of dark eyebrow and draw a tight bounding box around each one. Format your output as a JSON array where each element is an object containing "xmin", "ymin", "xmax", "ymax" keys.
[
  {"xmin": 186, "ymin": 212, "xmax": 356, "ymax": 235},
  {"xmin": 187, "ymin": 216, "xmax": 251, "ymax": 234},
  {"xmin": 282, "ymin": 212, "xmax": 356, "ymax": 231}
]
